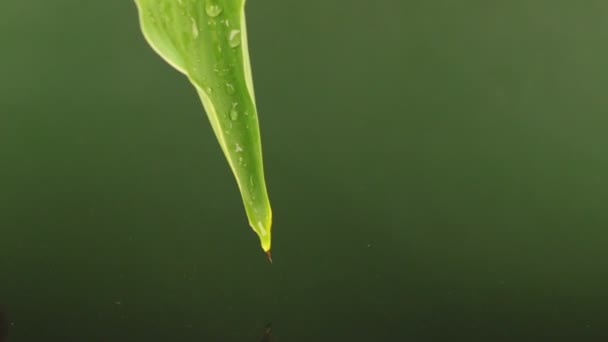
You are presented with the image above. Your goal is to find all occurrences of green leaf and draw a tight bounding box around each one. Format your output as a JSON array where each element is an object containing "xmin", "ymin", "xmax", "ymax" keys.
[{"xmin": 134, "ymin": 0, "xmax": 272, "ymax": 255}]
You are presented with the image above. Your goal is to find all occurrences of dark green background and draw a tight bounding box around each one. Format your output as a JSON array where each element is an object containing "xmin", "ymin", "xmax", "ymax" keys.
[{"xmin": 1, "ymin": 1, "xmax": 607, "ymax": 341}]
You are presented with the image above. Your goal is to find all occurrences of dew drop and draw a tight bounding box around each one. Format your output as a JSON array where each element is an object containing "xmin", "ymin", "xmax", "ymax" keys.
[
  {"xmin": 190, "ymin": 18, "xmax": 199, "ymax": 38},
  {"xmin": 235, "ymin": 143, "xmax": 243, "ymax": 152},
  {"xmin": 205, "ymin": 2, "xmax": 223, "ymax": 17},
  {"xmin": 225, "ymin": 82, "xmax": 236, "ymax": 95},
  {"xmin": 229, "ymin": 103, "xmax": 239, "ymax": 120},
  {"xmin": 230, "ymin": 109, "xmax": 238, "ymax": 121},
  {"xmin": 214, "ymin": 63, "xmax": 230, "ymax": 75},
  {"xmin": 228, "ymin": 29, "xmax": 241, "ymax": 48}
]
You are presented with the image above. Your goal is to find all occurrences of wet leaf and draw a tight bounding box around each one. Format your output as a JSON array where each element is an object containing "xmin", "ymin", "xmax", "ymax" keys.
[{"xmin": 134, "ymin": 0, "xmax": 272, "ymax": 254}]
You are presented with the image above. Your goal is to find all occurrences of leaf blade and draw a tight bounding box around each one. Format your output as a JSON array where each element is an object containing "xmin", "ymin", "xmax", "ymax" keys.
[{"xmin": 134, "ymin": 0, "xmax": 272, "ymax": 253}]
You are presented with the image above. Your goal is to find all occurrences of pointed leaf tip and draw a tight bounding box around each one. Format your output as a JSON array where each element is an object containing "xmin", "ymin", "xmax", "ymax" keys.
[{"xmin": 265, "ymin": 250, "xmax": 273, "ymax": 264}]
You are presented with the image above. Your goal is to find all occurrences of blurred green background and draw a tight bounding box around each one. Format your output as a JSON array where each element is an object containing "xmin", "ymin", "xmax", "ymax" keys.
[{"xmin": 1, "ymin": 1, "xmax": 607, "ymax": 341}]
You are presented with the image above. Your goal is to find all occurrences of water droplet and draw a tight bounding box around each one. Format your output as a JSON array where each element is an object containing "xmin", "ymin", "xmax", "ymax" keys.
[
  {"xmin": 214, "ymin": 63, "xmax": 230, "ymax": 75},
  {"xmin": 230, "ymin": 109, "xmax": 238, "ymax": 121},
  {"xmin": 229, "ymin": 103, "xmax": 239, "ymax": 120},
  {"xmin": 206, "ymin": 86, "xmax": 213, "ymax": 94},
  {"xmin": 235, "ymin": 143, "xmax": 243, "ymax": 152},
  {"xmin": 190, "ymin": 18, "xmax": 199, "ymax": 38},
  {"xmin": 205, "ymin": 2, "xmax": 222, "ymax": 17},
  {"xmin": 228, "ymin": 30, "xmax": 241, "ymax": 48},
  {"xmin": 225, "ymin": 83, "xmax": 235, "ymax": 95}
]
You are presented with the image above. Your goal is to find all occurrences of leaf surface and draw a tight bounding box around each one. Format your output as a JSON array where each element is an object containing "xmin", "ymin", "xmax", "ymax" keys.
[{"xmin": 134, "ymin": 0, "xmax": 272, "ymax": 253}]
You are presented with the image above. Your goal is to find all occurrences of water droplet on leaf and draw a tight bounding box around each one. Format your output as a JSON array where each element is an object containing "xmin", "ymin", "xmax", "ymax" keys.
[
  {"xmin": 190, "ymin": 18, "xmax": 199, "ymax": 38},
  {"xmin": 214, "ymin": 63, "xmax": 230, "ymax": 75},
  {"xmin": 230, "ymin": 103, "xmax": 239, "ymax": 120},
  {"xmin": 205, "ymin": 2, "xmax": 222, "ymax": 17},
  {"xmin": 228, "ymin": 30, "xmax": 241, "ymax": 48},
  {"xmin": 225, "ymin": 83, "xmax": 236, "ymax": 95}
]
